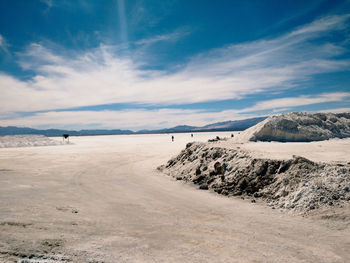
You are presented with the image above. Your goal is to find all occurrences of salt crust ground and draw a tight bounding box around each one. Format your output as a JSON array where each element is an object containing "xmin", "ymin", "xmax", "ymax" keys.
[
  {"xmin": 0, "ymin": 135, "xmax": 63, "ymax": 148},
  {"xmin": 1, "ymin": 133, "xmax": 350, "ymax": 262}
]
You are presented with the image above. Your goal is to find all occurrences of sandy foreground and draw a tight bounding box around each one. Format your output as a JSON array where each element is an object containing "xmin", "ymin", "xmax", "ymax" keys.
[{"xmin": 0, "ymin": 132, "xmax": 349, "ymax": 262}]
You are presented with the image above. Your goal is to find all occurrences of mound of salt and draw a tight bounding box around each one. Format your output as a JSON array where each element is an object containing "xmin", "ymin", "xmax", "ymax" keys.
[
  {"xmin": 234, "ymin": 112, "xmax": 350, "ymax": 142},
  {"xmin": 159, "ymin": 142, "xmax": 350, "ymax": 214}
]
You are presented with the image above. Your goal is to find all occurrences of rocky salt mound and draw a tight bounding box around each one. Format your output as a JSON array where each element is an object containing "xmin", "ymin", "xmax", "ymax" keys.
[
  {"xmin": 0, "ymin": 135, "xmax": 63, "ymax": 148},
  {"xmin": 235, "ymin": 112, "xmax": 350, "ymax": 142},
  {"xmin": 159, "ymin": 142, "xmax": 350, "ymax": 214}
]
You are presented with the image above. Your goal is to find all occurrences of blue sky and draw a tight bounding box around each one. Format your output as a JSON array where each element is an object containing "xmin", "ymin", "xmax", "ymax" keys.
[{"xmin": 0, "ymin": 0, "xmax": 350, "ymax": 130}]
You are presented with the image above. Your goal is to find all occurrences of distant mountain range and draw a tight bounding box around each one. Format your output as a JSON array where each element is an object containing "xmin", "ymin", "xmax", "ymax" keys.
[{"xmin": 0, "ymin": 117, "xmax": 266, "ymax": 136}]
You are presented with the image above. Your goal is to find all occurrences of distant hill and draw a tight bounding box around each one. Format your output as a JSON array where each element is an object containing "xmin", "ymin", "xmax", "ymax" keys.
[
  {"xmin": 0, "ymin": 117, "xmax": 266, "ymax": 136},
  {"xmin": 140, "ymin": 125, "xmax": 198, "ymax": 134},
  {"xmin": 196, "ymin": 117, "xmax": 267, "ymax": 131},
  {"xmin": 0, "ymin": 126, "xmax": 133, "ymax": 137}
]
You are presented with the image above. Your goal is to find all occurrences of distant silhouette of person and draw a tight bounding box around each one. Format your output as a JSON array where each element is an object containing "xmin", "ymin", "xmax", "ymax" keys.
[
  {"xmin": 63, "ymin": 134, "xmax": 69, "ymax": 143},
  {"xmin": 171, "ymin": 135, "xmax": 174, "ymax": 142},
  {"xmin": 191, "ymin": 134, "xmax": 193, "ymax": 138},
  {"xmin": 231, "ymin": 134, "xmax": 234, "ymax": 138}
]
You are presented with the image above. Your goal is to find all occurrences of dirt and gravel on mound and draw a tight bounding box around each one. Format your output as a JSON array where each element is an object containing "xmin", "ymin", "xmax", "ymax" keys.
[
  {"xmin": 158, "ymin": 141, "xmax": 350, "ymax": 214},
  {"xmin": 234, "ymin": 112, "xmax": 350, "ymax": 142},
  {"xmin": 0, "ymin": 135, "xmax": 63, "ymax": 148}
]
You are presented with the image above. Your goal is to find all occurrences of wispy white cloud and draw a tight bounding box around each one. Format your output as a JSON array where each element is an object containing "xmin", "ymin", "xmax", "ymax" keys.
[
  {"xmin": 0, "ymin": 34, "xmax": 9, "ymax": 55},
  {"xmin": 0, "ymin": 14, "xmax": 349, "ymax": 125},
  {"xmin": 289, "ymin": 14, "xmax": 350, "ymax": 37},
  {"xmin": 129, "ymin": 0, "xmax": 175, "ymax": 29},
  {"xmin": 319, "ymin": 107, "xmax": 350, "ymax": 113},
  {"xmin": 239, "ymin": 92, "xmax": 350, "ymax": 113},
  {"xmin": 135, "ymin": 29, "xmax": 190, "ymax": 45}
]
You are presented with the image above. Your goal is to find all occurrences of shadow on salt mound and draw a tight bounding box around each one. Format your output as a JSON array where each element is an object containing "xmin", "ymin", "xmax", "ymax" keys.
[
  {"xmin": 231, "ymin": 117, "xmax": 270, "ymax": 143},
  {"xmin": 0, "ymin": 135, "xmax": 64, "ymax": 148}
]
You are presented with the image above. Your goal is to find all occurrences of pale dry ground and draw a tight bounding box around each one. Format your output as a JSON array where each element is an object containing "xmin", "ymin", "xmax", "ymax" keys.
[
  {"xmin": 0, "ymin": 133, "xmax": 349, "ymax": 262},
  {"xmin": 220, "ymin": 137, "xmax": 350, "ymax": 164}
]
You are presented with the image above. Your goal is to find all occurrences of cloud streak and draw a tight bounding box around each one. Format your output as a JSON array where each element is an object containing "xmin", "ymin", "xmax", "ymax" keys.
[
  {"xmin": 0, "ymin": 109, "xmax": 248, "ymax": 130},
  {"xmin": 0, "ymin": 34, "xmax": 9, "ymax": 55},
  {"xmin": 134, "ymin": 28, "xmax": 190, "ymax": 45},
  {"xmin": 240, "ymin": 92, "xmax": 350, "ymax": 113},
  {"xmin": 117, "ymin": 0, "xmax": 128, "ymax": 44},
  {"xmin": 2, "ymin": 92, "xmax": 349, "ymax": 130}
]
